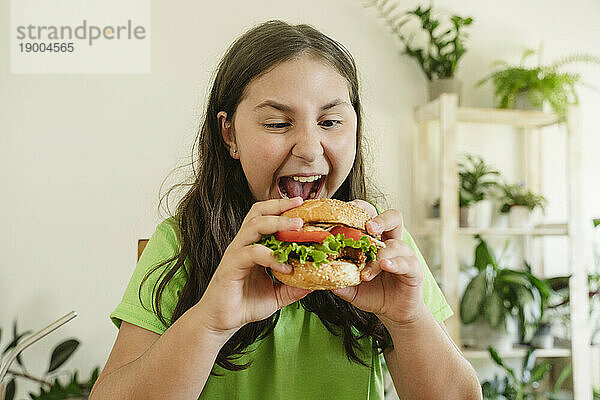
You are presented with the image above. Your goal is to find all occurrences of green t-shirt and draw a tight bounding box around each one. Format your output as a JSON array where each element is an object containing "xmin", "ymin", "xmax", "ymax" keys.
[{"xmin": 110, "ymin": 217, "xmax": 453, "ymax": 399}]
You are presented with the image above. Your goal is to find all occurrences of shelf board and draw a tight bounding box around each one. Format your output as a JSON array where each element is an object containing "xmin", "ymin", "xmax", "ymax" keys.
[
  {"xmin": 462, "ymin": 345, "xmax": 571, "ymax": 359},
  {"xmin": 413, "ymin": 219, "xmax": 568, "ymax": 237},
  {"xmin": 414, "ymin": 97, "xmax": 560, "ymax": 127}
]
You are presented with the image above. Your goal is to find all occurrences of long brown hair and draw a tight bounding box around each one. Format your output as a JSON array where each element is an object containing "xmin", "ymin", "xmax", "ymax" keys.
[{"xmin": 140, "ymin": 20, "xmax": 390, "ymax": 373}]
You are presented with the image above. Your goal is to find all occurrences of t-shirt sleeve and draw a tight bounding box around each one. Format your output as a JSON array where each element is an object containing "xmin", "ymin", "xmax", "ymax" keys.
[
  {"xmin": 110, "ymin": 218, "xmax": 187, "ymax": 335},
  {"xmin": 402, "ymin": 227, "xmax": 454, "ymax": 323}
]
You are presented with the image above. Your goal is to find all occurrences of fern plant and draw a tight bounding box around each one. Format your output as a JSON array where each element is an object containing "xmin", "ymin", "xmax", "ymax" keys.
[
  {"xmin": 459, "ymin": 153, "xmax": 501, "ymax": 204},
  {"xmin": 363, "ymin": 1, "xmax": 473, "ymax": 80},
  {"xmin": 477, "ymin": 49, "xmax": 600, "ymax": 122},
  {"xmin": 498, "ymin": 182, "xmax": 547, "ymax": 214}
]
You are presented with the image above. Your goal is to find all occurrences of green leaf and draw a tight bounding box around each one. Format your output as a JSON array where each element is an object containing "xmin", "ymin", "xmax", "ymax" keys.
[
  {"xmin": 6, "ymin": 378, "xmax": 16, "ymax": 400},
  {"xmin": 552, "ymin": 362, "xmax": 572, "ymax": 393},
  {"xmin": 484, "ymin": 290, "xmax": 504, "ymax": 329},
  {"xmin": 474, "ymin": 240, "xmax": 490, "ymax": 271},
  {"xmin": 529, "ymin": 361, "xmax": 552, "ymax": 383},
  {"xmin": 89, "ymin": 366, "xmax": 101, "ymax": 388},
  {"xmin": 488, "ymin": 346, "xmax": 517, "ymax": 381},
  {"xmin": 545, "ymin": 276, "xmax": 570, "ymax": 292},
  {"xmin": 522, "ymin": 347, "xmax": 537, "ymax": 380},
  {"xmin": 497, "ymin": 270, "xmax": 531, "ymax": 288},
  {"xmin": 594, "ymin": 218, "xmax": 600, "ymax": 227},
  {"xmin": 2, "ymin": 330, "xmax": 32, "ymax": 369},
  {"xmin": 48, "ymin": 339, "xmax": 79, "ymax": 373},
  {"xmin": 460, "ymin": 271, "xmax": 487, "ymax": 324}
]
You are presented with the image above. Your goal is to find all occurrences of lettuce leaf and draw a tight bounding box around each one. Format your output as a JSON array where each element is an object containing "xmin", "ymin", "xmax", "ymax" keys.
[{"xmin": 255, "ymin": 233, "xmax": 378, "ymax": 268}]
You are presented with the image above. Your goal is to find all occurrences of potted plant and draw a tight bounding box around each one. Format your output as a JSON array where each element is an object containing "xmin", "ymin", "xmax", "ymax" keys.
[
  {"xmin": 477, "ymin": 49, "xmax": 600, "ymax": 122},
  {"xmin": 543, "ymin": 272, "xmax": 600, "ymax": 347},
  {"xmin": 480, "ymin": 346, "xmax": 552, "ymax": 399},
  {"xmin": 459, "ymin": 154, "xmax": 501, "ymax": 228},
  {"xmin": 431, "ymin": 191, "xmax": 472, "ymax": 226},
  {"xmin": 460, "ymin": 236, "xmax": 551, "ymax": 350},
  {"xmin": 482, "ymin": 347, "xmax": 600, "ymax": 400},
  {"xmin": 430, "ymin": 154, "xmax": 501, "ymax": 227},
  {"xmin": 499, "ymin": 182, "xmax": 546, "ymax": 229},
  {"xmin": 0, "ymin": 319, "xmax": 99, "ymax": 400},
  {"xmin": 364, "ymin": 1, "xmax": 473, "ymax": 102}
]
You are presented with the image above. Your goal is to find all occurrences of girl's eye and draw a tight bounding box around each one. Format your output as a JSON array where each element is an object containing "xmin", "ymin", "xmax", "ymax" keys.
[
  {"xmin": 319, "ymin": 120, "xmax": 342, "ymax": 128},
  {"xmin": 264, "ymin": 122, "xmax": 290, "ymax": 129}
]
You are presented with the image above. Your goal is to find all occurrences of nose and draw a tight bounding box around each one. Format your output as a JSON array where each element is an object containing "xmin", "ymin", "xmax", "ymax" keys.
[{"xmin": 291, "ymin": 123, "xmax": 324, "ymax": 163}]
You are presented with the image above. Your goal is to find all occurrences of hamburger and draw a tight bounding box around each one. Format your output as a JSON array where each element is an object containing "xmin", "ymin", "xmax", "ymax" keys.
[{"xmin": 256, "ymin": 198, "xmax": 386, "ymax": 290}]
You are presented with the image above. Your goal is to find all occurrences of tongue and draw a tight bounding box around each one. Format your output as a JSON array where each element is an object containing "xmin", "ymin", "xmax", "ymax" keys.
[{"xmin": 280, "ymin": 177, "xmax": 317, "ymax": 200}]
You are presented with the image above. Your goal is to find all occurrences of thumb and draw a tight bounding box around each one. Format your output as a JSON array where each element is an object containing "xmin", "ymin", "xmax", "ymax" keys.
[
  {"xmin": 331, "ymin": 286, "xmax": 357, "ymax": 303},
  {"xmin": 275, "ymin": 284, "xmax": 313, "ymax": 309}
]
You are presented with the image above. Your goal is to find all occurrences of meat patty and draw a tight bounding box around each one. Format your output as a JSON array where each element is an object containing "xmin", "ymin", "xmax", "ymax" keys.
[{"xmin": 327, "ymin": 246, "xmax": 367, "ymax": 265}]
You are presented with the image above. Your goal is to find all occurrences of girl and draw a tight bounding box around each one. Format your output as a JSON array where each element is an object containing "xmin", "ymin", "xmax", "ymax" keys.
[{"xmin": 90, "ymin": 20, "xmax": 481, "ymax": 399}]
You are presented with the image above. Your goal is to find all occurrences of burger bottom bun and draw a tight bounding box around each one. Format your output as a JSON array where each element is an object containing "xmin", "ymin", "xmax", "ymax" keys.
[{"xmin": 272, "ymin": 258, "xmax": 366, "ymax": 290}]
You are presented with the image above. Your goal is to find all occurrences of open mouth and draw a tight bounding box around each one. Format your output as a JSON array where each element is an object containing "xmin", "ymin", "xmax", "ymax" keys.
[{"xmin": 277, "ymin": 175, "xmax": 326, "ymax": 200}]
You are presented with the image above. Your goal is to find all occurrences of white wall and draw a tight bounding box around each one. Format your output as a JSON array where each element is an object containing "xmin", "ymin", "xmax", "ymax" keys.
[{"xmin": 2, "ymin": 0, "xmax": 600, "ymax": 397}]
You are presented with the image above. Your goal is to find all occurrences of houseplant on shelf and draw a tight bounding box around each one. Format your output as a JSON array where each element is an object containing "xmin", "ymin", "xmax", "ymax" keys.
[
  {"xmin": 479, "ymin": 346, "xmax": 590, "ymax": 400},
  {"xmin": 430, "ymin": 190, "xmax": 472, "ymax": 226},
  {"xmin": 460, "ymin": 235, "xmax": 551, "ymax": 350},
  {"xmin": 363, "ymin": 1, "xmax": 473, "ymax": 102},
  {"xmin": 480, "ymin": 346, "xmax": 551, "ymax": 400},
  {"xmin": 459, "ymin": 154, "xmax": 501, "ymax": 228},
  {"xmin": 430, "ymin": 153, "xmax": 501, "ymax": 227},
  {"xmin": 481, "ymin": 347, "xmax": 600, "ymax": 400},
  {"xmin": 499, "ymin": 182, "xmax": 546, "ymax": 229},
  {"xmin": 543, "ymin": 272, "xmax": 600, "ymax": 347},
  {"xmin": 477, "ymin": 49, "xmax": 600, "ymax": 122}
]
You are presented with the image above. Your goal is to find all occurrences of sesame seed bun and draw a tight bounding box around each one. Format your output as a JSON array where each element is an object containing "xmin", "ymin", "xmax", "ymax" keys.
[
  {"xmin": 281, "ymin": 198, "xmax": 371, "ymax": 231},
  {"xmin": 272, "ymin": 258, "xmax": 366, "ymax": 290}
]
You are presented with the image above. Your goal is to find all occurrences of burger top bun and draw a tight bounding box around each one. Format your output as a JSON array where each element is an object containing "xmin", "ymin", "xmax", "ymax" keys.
[{"xmin": 281, "ymin": 198, "xmax": 371, "ymax": 231}]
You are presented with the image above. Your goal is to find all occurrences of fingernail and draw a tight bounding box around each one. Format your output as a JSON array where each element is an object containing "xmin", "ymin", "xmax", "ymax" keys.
[
  {"xmin": 291, "ymin": 218, "xmax": 304, "ymax": 227},
  {"xmin": 368, "ymin": 221, "xmax": 380, "ymax": 233},
  {"xmin": 282, "ymin": 263, "xmax": 292, "ymax": 273}
]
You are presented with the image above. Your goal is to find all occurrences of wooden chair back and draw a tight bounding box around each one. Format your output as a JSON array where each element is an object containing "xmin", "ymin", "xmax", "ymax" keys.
[{"xmin": 137, "ymin": 239, "xmax": 149, "ymax": 261}]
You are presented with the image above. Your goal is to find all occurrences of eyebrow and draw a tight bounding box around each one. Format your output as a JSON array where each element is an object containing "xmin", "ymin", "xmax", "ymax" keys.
[{"xmin": 253, "ymin": 98, "xmax": 351, "ymax": 112}]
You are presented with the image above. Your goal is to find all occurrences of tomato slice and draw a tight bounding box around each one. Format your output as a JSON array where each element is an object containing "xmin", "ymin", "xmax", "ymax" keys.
[
  {"xmin": 330, "ymin": 226, "xmax": 373, "ymax": 244},
  {"xmin": 275, "ymin": 230, "xmax": 333, "ymax": 243}
]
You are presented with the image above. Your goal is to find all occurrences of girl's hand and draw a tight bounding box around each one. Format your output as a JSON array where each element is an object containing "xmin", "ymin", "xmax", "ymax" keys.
[
  {"xmin": 332, "ymin": 200, "xmax": 427, "ymax": 328},
  {"xmin": 197, "ymin": 197, "xmax": 312, "ymax": 336}
]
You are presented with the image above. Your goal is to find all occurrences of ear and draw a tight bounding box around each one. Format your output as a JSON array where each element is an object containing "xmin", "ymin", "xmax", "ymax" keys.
[{"xmin": 217, "ymin": 111, "xmax": 238, "ymax": 159}]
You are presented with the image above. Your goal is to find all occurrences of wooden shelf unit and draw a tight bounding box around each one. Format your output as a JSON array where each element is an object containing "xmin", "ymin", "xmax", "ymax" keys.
[
  {"xmin": 411, "ymin": 94, "xmax": 593, "ymax": 399},
  {"xmin": 462, "ymin": 346, "xmax": 572, "ymax": 360}
]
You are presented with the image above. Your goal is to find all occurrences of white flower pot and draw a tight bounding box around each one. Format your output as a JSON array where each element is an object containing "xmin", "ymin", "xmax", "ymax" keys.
[
  {"xmin": 514, "ymin": 92, "xmax": 543, "ymax": 111},
  {"xmin": 508, "ymin": 205, "xmax": 532, "ymax": 229},
  {"xmin": 467, "ymin": 200, "xmax": 494, "ymax": 229},
  {"xmin": 470, "ymin": 317, "xmax": 518, "ymax": 352}
]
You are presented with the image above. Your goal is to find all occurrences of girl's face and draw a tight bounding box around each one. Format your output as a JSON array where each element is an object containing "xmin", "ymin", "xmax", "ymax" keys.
[{"xmin": 221, "ymin": 55, "xmax": 357, "ymax": 201}]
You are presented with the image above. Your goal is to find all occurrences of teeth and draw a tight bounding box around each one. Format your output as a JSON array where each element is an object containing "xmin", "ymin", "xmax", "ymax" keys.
[{"xmin": 292, "ymin": 175, "xmax": 321, "ymax": 183}]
